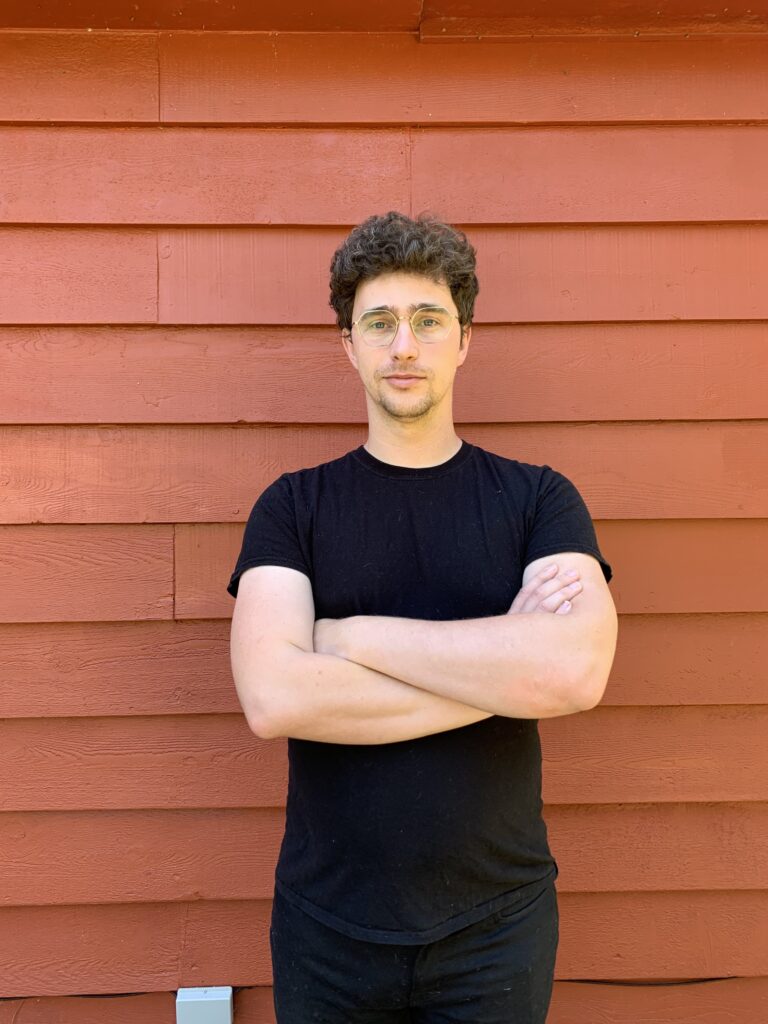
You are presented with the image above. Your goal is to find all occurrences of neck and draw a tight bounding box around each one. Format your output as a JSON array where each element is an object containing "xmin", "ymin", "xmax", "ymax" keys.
[{"xmin": 362, "ymin": 416, "xmax": 463, "ymax": 469}]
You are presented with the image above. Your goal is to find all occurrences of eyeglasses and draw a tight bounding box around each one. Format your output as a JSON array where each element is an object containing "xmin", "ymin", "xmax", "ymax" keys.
[{"xmin": 350, "ymin": 306, "xmax": 461, "ymax": 347}]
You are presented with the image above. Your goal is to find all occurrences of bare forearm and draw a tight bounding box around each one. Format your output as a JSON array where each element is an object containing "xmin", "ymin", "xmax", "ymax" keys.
[
  {"xmin": 323, "ymin": 612, "xmax": 591, "ymax": 719},
  {"xmin": 262, "ymin": 648, "xmax": 493, "ymax": 744}
]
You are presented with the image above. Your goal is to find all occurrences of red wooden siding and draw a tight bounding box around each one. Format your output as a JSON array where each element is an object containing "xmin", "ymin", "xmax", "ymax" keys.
[{"xmin": 1, "ymin": 19, "xmax": 767, "ymax": 1023}]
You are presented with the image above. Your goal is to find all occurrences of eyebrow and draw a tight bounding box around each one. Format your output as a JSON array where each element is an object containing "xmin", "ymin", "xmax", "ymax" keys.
[{"xmin": 361, "ymin": 302, "xmax": 446, "ymax": 314}]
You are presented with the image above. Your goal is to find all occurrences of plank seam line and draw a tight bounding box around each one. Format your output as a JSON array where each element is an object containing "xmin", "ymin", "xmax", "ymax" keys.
[
  {"xmin": 155, "ymin": 29, "xmax": 161, "ymax": 125},
  {"xmin": 172, "ymin": 522, "xmax": 176, "ymax": 620},
  {"xmin": 407, "ymin": 124, "xmax": 413, "ymax": 217}
]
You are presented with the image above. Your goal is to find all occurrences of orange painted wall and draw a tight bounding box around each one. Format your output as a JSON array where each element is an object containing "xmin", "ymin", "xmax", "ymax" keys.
[{"xmin": 1, "ymin": 21, "xmax": 767, "ymax": 1024}]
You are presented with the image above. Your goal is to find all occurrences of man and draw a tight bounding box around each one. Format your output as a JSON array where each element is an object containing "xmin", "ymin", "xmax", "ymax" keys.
[{"xmin": 227, "ymin": 211, "xmax": 618, "ymax": 1023}]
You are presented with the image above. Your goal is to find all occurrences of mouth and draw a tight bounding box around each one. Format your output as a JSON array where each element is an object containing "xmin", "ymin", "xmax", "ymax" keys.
[{"xmin": 384, "ymin": 375, "xmax": 425, "ymax": 388}]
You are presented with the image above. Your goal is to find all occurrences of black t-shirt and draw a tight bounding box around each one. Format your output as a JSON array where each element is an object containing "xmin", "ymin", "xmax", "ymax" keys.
[{"xmin": 227, "ymin": 439, "xmax": 612, "ymax": 944}]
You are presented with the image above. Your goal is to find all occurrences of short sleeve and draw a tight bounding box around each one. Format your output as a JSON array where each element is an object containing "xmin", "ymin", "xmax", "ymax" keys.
[
  {"xmin": 226, "ymin": 473, "xmax": 311, "ymax": 599},
  {"xmin": 524, "ymin": 466, "xmax": 613, "ymax": 584}
]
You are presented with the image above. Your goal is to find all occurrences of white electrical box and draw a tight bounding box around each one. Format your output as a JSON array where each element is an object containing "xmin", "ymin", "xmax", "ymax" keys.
[{"xmin": 176, "ymin": 986, "xmax": 233, "ymax": 1024}]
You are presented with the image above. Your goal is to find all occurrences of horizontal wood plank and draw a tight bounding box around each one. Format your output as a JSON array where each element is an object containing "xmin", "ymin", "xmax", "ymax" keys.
[
  {"xmin": 0, "ymin": 516, "xmax": 727, "ymax": 625},
  {"xmin": 0, "ymin": 892, "xmax": 766, "ymax": 996},
  {"xmin": 0, "ymin": 31, "xmax": 158, "ymax": 123},
  {"xmin": 0, "ymin": 714, "xmax": 286, "ymax": 812},
  {"xmin": 159, "ymin": 32, "xmax": 768, "ymax": 124},
  {"xmin": 0, "ymin": 1, "xmax": 418, "ymax": 32},
  {"xmin": 2, "ymin": 979, "xmax": 767, "ymax": 1023},
  {"xmin": 186, "ymin": 517, "xmax": 768, "ymax": 618},
  {"xmin": 412, "ymin": 126, "xmax": 768, "ymax": 222},
  {"xmin": 0, "ymin": 1, "xmax": 763, "ymax": 34},
  {"xmin": 1, "ymin": 705, "xmax": 766, "ymax": 811},
  {"xmin": 548, "ymin": 979, "xmax": 768, "ymax": 1024},
  {"xmin": 157, "ymin": 225, "xmax": 768, "ymax": 324},
  {"xmin": 0, "ymin": 991, "xmax": 177, "ymax": 1023},
  {"xmin": 2, "ymin": 802, "xmax": 768, "ymax": 906},
  {"xmin": 540, "ymin": 704, "xmax": 768, "ymax": 804},
  {"xmin": 1, "ymin": 614, "xmax": 765, "ymax": 719},
  {"xmin": 0, "ymin": 229, "xmax": 156, "ymax": 324},
  {"xmin": 2, "ymin": 323, "xmax": 765, "ymax": 424},
  {"xmin": 1, "ymin": 422, "xmax": 766, "ymax": 523},
  {"xmin": 0, "ymin": 620, "xmax": 235, "ymax": 719},
  {"xmin": 0, "ymin": 525, "xmax": 173, "ymax": 623},
  {"xmin": 0, "ymin": 127, "xmax": 409, "ymax": 224},
  {"xmin": 4, "ymin": 226, "xmax": 767, "ymax": 326},
  {"xmin": 3, "ymin": 517, "xmax": 764, "ymax": 624},
  {"xmin": 5, "ymin": 125, "xmax": 768, "ymax": 223},
  {"xmin": 421, "ymin": 12, "xmax": 768, "ymax": 43}
]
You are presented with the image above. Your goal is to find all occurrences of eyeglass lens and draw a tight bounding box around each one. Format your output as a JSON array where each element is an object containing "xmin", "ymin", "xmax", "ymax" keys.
[{"xmin": 357, "ymin": 307, "xmax": 454, "ymax": 346}]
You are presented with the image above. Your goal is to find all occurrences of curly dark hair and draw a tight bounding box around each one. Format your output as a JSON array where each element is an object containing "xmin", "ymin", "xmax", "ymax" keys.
[{"xmin": 329, "ymin": 210, "xmax": 479, "ymax": 336}]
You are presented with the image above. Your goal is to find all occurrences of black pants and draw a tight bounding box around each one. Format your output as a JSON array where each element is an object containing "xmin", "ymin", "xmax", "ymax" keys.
[{"xmin": 269, "ymin": 878, "xmax": 559, "ymax": 1023}]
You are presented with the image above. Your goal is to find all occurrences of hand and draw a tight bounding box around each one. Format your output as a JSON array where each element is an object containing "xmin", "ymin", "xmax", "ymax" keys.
[{"xmin": 507, "ymin": 563, "xmax": 582, "ymax": 616}]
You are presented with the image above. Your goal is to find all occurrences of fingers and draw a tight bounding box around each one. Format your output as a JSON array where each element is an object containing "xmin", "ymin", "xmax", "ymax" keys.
[{"xmin": 508, "ymin": 563, "xmax": 583, "ymax": 615}]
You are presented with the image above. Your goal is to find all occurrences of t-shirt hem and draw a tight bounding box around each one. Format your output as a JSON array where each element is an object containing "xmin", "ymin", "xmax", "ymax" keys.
[
  {"xmin": 274, "ymin": 863, "xmax": 558, "ymax": 946},
  {"xmin": 524, "ymin": 544, "xmax": 613, "ymax": 584},
  {"xmin": 226, "ymin": 557, "xmax": 311, "ymax": 598}
]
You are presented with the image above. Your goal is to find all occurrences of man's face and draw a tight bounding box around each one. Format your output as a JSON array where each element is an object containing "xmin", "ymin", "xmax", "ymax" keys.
[{"xmin": 341, "ymin": 271, "xmax": 471, "ymax": 423}]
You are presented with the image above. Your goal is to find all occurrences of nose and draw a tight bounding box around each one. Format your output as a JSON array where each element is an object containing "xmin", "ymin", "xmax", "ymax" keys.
[{"xmin": 389, "ymin": 316, "xmax": 420, "ymax": 358}]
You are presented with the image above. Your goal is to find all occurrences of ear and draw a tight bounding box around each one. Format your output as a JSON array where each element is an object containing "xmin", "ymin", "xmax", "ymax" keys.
[
  {"xmin": 457, "ymin": 324, "xmax": 471, "ymax": 366},
  {"xmin": 341, "ymin": 328, "xmax": 358, "ymax": 370}
]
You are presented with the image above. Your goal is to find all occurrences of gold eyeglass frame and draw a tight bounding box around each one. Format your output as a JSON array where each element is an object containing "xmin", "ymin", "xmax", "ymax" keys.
[{"xmin": 349, "ymin": 306, "xmax": 462, "ymax": 346}]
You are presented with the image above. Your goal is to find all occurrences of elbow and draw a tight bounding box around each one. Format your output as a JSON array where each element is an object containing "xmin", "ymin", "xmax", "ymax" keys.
[
  {"xmin": 237, "ymin": 648, "xmax": 307, "ymax": 740},
  {"xmin": 247, "ymin": 687, "xmax": 290, "ymax": 739},
  {"xmin": 569, "ymin": 610, "xmax": 619, "ymax": 712},
  {"xmin": 248, "ymin": 710, "xmax": 280, "ymax": 740},
  {"xmin": 571, "ymin": 679, "xmax": 606, "ymax": 712},
  {"xmin": 239, "ymin": 676, "xmax": 287, "ymax": 739},
  {"xmin": 568, "ymin": 651, "xmax": 615, "ymax": 713}
]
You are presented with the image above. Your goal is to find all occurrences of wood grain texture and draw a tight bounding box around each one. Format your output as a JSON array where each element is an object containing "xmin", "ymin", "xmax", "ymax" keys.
[
  {"xmin": 1, "ymin": 981, "xmax": 767, "ymax": 1023},
  {"xmin": 0, "ymin": 229, "xmax": 156, "ymax": 324},
  {"xmin": 159, "ymin": 32, "xmax": 768, "ymax": 124},
  {"xmin": 1, "ymin": 614, "xmax": 765, "ymax": 719},
  {"xmin": 1, "ymin": 422, "xmax": 765, "ymax": 522},
  {"xmin": 2, "ymin": 803, "xmax": 768, "ymax": 906},
  {"xmin": 2, "ymin": 705, "xmax": 765, "ymax": 811},
  {"xmin": 5, "ymin": 125, "xmax": 768, "ymax": 223},
  {"xmin": 0, "ymin": 891, "xmax": 767, "ymax": 997},
  {"xmin": 0, "ymin": 714, "xmax": 287, "ymax": 812},
  {"xmin": 0, "ymin": 127, "xmax": 410, "ymax": 224},
  {"xmin": 0, "ymin": 31, "xmax": 158, "ymax": 122},
  {"xmin": 157, "ymin": 225, "xmax": 768, "ymax": 324},
  {"xmin": 0, "ymin": 525, "xmax": 173, "ymax": 622},
  {"xmin": 2, "ymin": 323, "xmax": 765, "ymax": 424},
  {"xmin": 540, "ymin": 704, "xmax": 768, "ymax": 803}
]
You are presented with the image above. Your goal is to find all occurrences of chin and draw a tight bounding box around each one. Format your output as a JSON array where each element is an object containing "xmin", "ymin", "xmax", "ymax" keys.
[{"xmin": 379, "ymin": 396, "xmax": 435, "ymax": 420}]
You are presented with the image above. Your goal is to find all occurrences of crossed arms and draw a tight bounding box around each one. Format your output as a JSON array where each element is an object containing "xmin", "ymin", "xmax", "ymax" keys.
[{"xmin": 229, "ymin": 552, "xmax": 618, "ymax": 745}]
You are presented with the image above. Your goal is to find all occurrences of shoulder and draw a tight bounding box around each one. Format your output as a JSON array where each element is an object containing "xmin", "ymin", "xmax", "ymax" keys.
[{"xmin": 469, "ymin": 444, "xmax": 562, "ymax": 494}]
